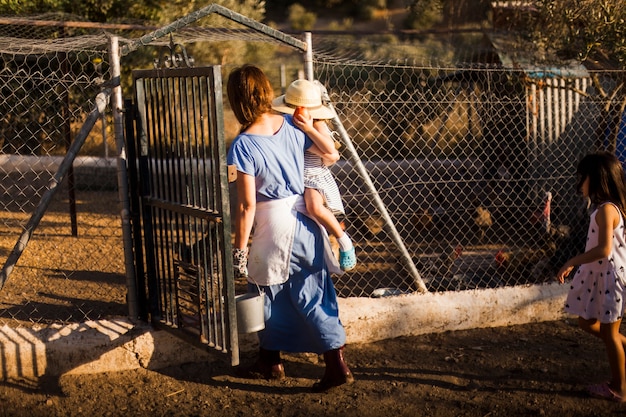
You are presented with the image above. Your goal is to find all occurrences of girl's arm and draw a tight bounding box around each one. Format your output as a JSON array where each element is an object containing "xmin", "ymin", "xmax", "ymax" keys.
[
  {"xmin": 557, "ymin": 203, "xmax": 620, "ymax": 283},
  {"xmin": 233, "ymin": 171, "xmax": 256, "ymax": 250},
  {"xmin": 293, "ymin": 115, "xmax": 339, "ymax": 165}
]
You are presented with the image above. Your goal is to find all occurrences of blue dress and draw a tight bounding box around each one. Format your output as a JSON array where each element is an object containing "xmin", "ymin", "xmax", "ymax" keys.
[{"xmin": 227, "ymin": 115, "xmax": 346, "ymax": 354}]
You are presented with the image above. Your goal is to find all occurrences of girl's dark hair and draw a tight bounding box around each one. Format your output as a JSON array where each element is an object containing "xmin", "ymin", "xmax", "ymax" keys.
[
  {"xmin": 577, "ymin": 151, "xmax": 626, "ymax": 217},
  {"xmin": 226, "ymin": 64, "xmax": 274, "ymax": 132}
]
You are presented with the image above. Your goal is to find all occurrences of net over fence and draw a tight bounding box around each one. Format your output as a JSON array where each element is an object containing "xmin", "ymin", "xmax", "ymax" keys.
[{"xmin": 0, "ymin": 10, "xmax": 621, "ymax": 327}]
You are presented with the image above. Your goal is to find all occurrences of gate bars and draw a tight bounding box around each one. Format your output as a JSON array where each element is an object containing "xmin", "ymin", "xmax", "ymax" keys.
[{"xmin": 130, "ymin": 66, "xmax": 237, "ymax": 363}]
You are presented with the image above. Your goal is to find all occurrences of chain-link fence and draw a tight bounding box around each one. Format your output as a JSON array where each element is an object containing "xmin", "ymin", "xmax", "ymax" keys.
[
  {"xmin": 309, "ymin": 38, "xmax": 612, "ymax": 297},
  {"xmin": 0, "ymin": 16, "xmax": 124, "ymax": 327},
  {"xmin": 0, "ymin": 9, "xmax": 621, "ymax": 327}
]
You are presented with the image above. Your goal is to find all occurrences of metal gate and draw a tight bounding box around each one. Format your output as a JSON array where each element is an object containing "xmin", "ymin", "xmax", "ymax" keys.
[{"xmin": 126, "ymin": 65, "xmax": 239, "ymax": 365}]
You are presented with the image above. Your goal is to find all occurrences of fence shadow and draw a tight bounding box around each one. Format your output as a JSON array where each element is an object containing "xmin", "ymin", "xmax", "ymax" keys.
[{"xmin": 0, "ymin": 316, "xmax": 146, "ymax": 394}]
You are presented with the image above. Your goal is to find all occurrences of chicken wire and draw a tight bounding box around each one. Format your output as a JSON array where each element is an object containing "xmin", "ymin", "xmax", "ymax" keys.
[
  {"xmin": 0, "ymin": 17, "xmax": 123, "ymax": 327},
  {"xmin": 0, "ymin": 10, "xmax": 622, "ymax": 328}
]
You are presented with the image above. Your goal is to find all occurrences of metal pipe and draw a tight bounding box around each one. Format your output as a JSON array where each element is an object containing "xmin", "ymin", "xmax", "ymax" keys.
[
  {"xmin": 119, "ymin": 4, "xmax": 306, "ymax": 57},
  {"xmin": 329, "ymin": 113, "xmax": 427, "ymax": 293},
  {"xmin": 109, "ymin": 36, "xmax": 139, "ymax": 320},
  {"xmin": 303, "ymin": 32, "xmax": 314, "ymax": 81}
]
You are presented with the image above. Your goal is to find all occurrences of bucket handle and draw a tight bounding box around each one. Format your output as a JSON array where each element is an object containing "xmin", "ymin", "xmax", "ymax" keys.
[{"xmin": 247, "ymin": 275, "xmax": 265, "ymax": 297}]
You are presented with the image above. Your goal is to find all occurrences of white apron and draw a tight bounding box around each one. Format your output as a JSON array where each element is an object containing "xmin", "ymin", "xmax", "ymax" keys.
[{"xmin": 247, "ymin": 194, "xmax": 342, "ymax": 286}]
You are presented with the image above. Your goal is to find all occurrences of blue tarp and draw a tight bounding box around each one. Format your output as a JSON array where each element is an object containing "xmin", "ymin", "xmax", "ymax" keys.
[{"xmin": 612, "ymin": 111, "xmax": 626, "ymax": 163}]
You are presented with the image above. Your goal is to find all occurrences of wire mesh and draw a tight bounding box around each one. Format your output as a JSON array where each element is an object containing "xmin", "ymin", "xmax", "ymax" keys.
[
  {"xmin": 0, "ymin": 12, "xmax": 307, "ymax": 328},
  {"xmin": 0, "ymin": 11, "xmax": 621, "ymax": 328},
  {"xmin": 314, "ymin": 54, "xmax": 603, "ymax": 297}
]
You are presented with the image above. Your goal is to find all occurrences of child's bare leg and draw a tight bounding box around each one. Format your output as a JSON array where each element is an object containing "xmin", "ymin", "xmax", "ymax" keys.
[
  {"xmin": 600, "ymin": 321, "xmax": 626, "ymax": 397},
  {"xmin": 579, "ymin": 317, "xmax": 600, "ymax": 336},
  {"xmin": 304, "ymin": 187, "xmax": 345, "ymax": 239},
  {"xmin": 304, "ymin": 187, "xmax": 356, "ymax": 271},
  {"xmin": 579, "ymin": 317, "xmax": 626, "ymax": 346}
]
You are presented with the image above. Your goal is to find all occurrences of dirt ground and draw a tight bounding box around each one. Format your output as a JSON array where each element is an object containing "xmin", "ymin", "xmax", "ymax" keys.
[
  {"xmin": 2, "ymin": 318, "xmax": 626, "ymax": 417},
  {"xmin": 0, "ymin": 188, "xmax": 621, "ymax": 416}
]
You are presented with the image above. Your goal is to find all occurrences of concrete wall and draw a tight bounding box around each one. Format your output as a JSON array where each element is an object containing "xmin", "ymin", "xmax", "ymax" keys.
[
  {"xmin": 338, "ymin": 282, "xmax": 569, "ymax": 344},
  {"xmin": 0, "ymin": 282, "xmax": 569, "ymax": 383}
]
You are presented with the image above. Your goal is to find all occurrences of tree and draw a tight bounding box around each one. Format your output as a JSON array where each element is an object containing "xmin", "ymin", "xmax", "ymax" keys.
[
  {"xmin": 287, "ymin": 3, "xmax": 317, "ymax": 30},
  {"xmin": 150, "ymin": 0, "xmax": 270, "ymax": 68},
  {"xmin": 0, "ymin": 0, "xmax": 265, "ymax": 26},
  {"xmin": 404, "ymin": 0, "xmax": 443, "ymax": 30},
  {"xmin": 0, "ymin": 0, "xmax": 162, "ymax": 22},
  {"xmin": 532, "ymin": 1, "xmax": 626, "ymax": 67},
  {"xmin": 529, "ymin": 1, "xmax": 626, "ymax": 152}
]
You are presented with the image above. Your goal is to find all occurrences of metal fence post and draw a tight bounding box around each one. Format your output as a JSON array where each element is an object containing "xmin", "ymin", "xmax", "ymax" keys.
[{"xmin": 109, "ymin": 36, "xmax": 139, "ymax": 320}]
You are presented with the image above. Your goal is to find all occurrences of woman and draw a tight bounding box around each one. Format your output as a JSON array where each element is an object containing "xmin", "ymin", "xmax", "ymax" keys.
[{"xmin": 226, "ymin": 64, "xmax": 354, "ymax": 392}]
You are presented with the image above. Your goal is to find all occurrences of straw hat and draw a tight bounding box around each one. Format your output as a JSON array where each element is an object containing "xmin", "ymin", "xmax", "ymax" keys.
[{"xmin": 272, "ymin": 79, "xmax": 336, "ymax": 120}]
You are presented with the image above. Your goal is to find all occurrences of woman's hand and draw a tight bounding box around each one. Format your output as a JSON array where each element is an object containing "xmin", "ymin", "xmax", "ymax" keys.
[{"xmin": 233, "ymin": 247, "xmax": 248, "ymax": 278}]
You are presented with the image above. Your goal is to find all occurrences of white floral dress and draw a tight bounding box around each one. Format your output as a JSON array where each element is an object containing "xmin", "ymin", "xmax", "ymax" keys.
[{"xmin": 565, "ymin": 203, "xmax": 626, "ymax": 323}]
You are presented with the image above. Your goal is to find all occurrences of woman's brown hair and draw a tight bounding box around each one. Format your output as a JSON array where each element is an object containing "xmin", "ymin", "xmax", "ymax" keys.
[{"xmin": 227, "ymin": 64, "xmax": 274, "ymax": 132}]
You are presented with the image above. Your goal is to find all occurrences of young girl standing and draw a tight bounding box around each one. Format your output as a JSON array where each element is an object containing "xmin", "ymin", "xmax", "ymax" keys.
[{"xmin": 557, "ymin": 151, "xmax": 626, "ymax": 402}]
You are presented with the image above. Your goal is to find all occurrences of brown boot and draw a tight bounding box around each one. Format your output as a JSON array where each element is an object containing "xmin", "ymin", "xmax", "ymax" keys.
[
  {"xmin": 312, "ymin": 346, "xmax": 355, "ymax": 392},
  {"xmin": 236, "ymin": 349, "xmax": 285, "ymax": 381}
]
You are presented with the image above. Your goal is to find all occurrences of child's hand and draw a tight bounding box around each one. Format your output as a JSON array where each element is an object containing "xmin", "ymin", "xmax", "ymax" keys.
[
  {"xmin": 556, "ymin": 263, "xmax": 574, "ymax": 284},
  {"xmin": 292, "ymin": 107, "xmax": 314, "ymax": 133}
]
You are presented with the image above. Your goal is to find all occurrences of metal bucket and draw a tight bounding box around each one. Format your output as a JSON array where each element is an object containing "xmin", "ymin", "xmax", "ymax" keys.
[{"xmin": 235, "ymin": 291, "xmax": 265, "ymax": 333}]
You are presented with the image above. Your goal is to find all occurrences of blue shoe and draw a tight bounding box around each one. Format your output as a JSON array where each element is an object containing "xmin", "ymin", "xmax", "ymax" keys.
[{"xmin": 339, "ymin": 247, "xmax": 357, "ymax": 271}]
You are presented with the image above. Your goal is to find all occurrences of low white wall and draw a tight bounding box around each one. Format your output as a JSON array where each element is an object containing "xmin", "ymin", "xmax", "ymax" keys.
[
  {"xmin": 339, "ymin": 282, "xmax": 569, "ymax": 344},
  {"xmin": 0, "ymin": 282, "xmax": 570, "ymax": 380}
]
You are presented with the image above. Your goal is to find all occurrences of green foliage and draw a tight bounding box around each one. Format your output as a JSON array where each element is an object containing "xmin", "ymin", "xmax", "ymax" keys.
[
  {"xmin": 0, "ymin": 0, "xmax": 62, "ymax": 15},
  {"xmin": 356, "ymin": 5, "xmax": 377, "ymax": 21},
  {"xmin": 287, "ymin": 3, "xmax": 317, "ymax": 30},
  {"xmin": 526, "ymin": 1, "xmax": 626, "ymax": 152},
  {"xmin": 0, "ymin": 0, "xmax": 265, "ymax": 25},
  {"xmin": 404, "ymin": 0, "xmax": 443, "ymax": 30},
  {"xmin": 311, "ymin": 0, "xmax": 387, "ymax": 13},
  {"xmin": 149, "ymin": 0, "xmax": 270, "ymax": 69},
  {"xmin": 354, "ymin": 0, "xmax": 387, "ymax": 20},
  {"xmin": 0, "ymin": 0, "xmax": 163, "ymax": 22},
  {"xmin": 155, "ymin": 0, "xmax": 265, "ymax": 25},
  {"xmin": 327, "ymin": 18, "xmax": 354, "ymax": 31},
  {"xmin": 532, "ymin": 0, "xmax": 626, "ymax": 68}
]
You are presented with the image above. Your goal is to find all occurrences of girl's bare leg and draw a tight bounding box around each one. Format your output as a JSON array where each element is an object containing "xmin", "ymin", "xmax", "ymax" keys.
[
  {"xmin": 304, "ymin": 188, "xmax": 345, "ymax": 239},
  {"xmin": 600, "ymin": 320, "xmax": 626, "ymax": 397},
  {"xmin": 579, "ymin": 317, "xmax": 626, "ymax": 346}
]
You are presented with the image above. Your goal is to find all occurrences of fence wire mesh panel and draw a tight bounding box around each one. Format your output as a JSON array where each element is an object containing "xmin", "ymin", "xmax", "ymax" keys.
[
  {"xmin": 0, "ymin": 10, "xmax": 623, "ymax": 328},
  {"xmin": 0, "ymin": 11, "xmax": 308, "ymax": 328},
  {"xmin": 312, "ymin": 48, "xmax": 610, "ymax": 297},
  {"xmin": 0, "ymin": 17, "xmax": 125, "ymax": 327}
]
